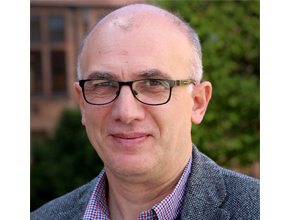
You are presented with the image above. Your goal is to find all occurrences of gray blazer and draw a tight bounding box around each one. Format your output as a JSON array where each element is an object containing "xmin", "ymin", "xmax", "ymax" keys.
[{"xmin": 31, "ymin": 144, "xmax": 260, "ymax": 219}]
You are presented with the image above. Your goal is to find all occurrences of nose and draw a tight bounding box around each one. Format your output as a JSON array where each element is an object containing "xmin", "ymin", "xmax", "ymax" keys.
[{"xmin": 111, "ymin": 86, "xmax": 145, "ymax": 124}]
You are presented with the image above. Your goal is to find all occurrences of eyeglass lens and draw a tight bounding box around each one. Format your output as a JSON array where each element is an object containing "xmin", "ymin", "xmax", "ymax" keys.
[{"xmin": 83, "ymin": 79, "xmax": 171, "ymax": 105}]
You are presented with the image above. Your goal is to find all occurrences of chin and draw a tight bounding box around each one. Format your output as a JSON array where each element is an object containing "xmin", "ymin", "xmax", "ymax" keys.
[{"xmin": 108, "ymin": 155, "xmax": 156, "ymax": 177}]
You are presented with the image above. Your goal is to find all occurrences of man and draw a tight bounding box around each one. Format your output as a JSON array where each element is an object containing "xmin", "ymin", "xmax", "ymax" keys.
[{"xmin": 31, "ymin": 3, "xmax": 259, "ymax": 220}]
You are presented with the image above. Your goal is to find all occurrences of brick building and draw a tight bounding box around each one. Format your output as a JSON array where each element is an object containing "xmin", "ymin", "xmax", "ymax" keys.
[{"xmin": 30, "ymin": 0, "xmax": 144, "ymax": 139}]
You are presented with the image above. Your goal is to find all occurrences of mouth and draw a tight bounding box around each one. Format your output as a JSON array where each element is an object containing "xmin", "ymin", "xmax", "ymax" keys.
[{"xmin": 110, "ymin": 133, "xmax": 150, "ymax": 145}]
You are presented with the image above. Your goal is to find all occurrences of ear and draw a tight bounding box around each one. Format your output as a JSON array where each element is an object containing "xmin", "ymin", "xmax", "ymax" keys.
[
  {"xmin": 74, "ymin": 82, "xmax": 86, "ymax": 126},
  {"xmin": 191, "ymin": 81, "xmax": 212, "ymax": 124}
]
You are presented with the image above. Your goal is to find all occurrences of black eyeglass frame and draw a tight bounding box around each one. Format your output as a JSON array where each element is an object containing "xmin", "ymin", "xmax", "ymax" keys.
[{"xmin": 79, "ymin": 79, "xmax": 196, "ymax": 106}]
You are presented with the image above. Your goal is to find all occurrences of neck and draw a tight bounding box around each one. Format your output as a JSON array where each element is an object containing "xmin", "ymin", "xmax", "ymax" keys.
[{"xmin": 106, "ymin": 153, "xmax": 191, "ymax": 220}]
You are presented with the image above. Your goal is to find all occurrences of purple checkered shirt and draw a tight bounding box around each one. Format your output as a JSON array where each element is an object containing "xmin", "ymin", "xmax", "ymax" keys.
[{"xmin": 83, "ymin": 155, "xmax": 192, "ymax": 220}]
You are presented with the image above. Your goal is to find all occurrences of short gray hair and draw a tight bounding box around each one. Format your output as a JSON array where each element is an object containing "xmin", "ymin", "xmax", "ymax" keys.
[
  {"xmin": 77, "ymin": 21, "xmax": 100, "ymax": 80},
  {"xmin": 77, "ymin": 4, "xmax": 203, "ymax": 83},
  {"xmin": 184, "ymin": 22, "xmax": 203, "ymax": 83}
]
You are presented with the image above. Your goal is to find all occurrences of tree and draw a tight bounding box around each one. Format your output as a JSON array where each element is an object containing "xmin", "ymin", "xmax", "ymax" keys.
[
  {"xmin": 30, "ymin": 109, "xmax": 104, "ymax": 212},
  {"xmin": 154, "ymin": 0, "xmax": 260, "ymax": 168}
]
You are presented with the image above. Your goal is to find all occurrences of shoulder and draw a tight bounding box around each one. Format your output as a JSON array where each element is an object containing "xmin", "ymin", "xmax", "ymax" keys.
[
  {"xmin": 221, "ymin": 167, "xmax": 260, "ymax": 193},
  {"xmin": 197, "ymin": 148, "xmax": 260, "ymax": 198},
  {"xmin": 182, "ymin": 145, "xmax": 260, "ymax": 219},
  {"xmin": 220, "ymin": 167, "xmax": 260, "ymax": 217},
  {"xmin": 30, "ymin": 176, "xmax": 100, "ymax": 220}
]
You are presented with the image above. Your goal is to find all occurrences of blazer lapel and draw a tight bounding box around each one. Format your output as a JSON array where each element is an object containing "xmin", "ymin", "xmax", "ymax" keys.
[
  {"xmin": 55, "ymin": 175, "xmax": 100, "ymax": 220},
  {"xmin": 181, "ymin": 144, "xmax": 230, "ymax": 220}
]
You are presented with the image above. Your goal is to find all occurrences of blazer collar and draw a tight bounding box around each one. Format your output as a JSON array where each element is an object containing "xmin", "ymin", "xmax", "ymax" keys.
[{"xmin": 181, "ymin": 144, "xmax": 230, "ymax": 220}]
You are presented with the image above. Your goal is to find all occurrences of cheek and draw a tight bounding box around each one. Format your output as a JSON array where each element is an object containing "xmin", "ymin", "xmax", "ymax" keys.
[
  {"xmin": 159, "ymin": 97, "xmax": 192, "ymax": 132},
  {"xmin": 83, "ymin": 106, "xmax": 112, "ymax": 161},
  {"xmin": 85, "ymin": 104, "xmax": 110, "ymax": 121},
  {"xmin": 150, "ymin": 106, "xmax": 177, "ymax": 140},
  {"xmin": 84, "ymin": 105, "xmax": 111, "ymax": 138}
]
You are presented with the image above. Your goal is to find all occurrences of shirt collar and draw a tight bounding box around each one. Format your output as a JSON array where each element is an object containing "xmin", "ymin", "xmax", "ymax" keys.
[
  {"xmin": 83, "ymin": 169, "xmax": 109, "ymax": 220},
  {"xmin": 83, "ymin": 155, "xmax": 192, "ymax": 220},
  {"xmin": 150, "ymin": 155, "xmax": 192, "ymax": 220}
]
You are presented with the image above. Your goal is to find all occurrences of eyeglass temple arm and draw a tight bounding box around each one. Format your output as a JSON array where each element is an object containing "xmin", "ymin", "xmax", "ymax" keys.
[{"xmin": 174, "ymin": 80, "xmax": 196, "ymax": 86}]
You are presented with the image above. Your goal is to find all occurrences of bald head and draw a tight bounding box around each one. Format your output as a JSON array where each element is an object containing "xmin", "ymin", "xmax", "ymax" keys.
[
  {"xmin": 100, "ymin": 4, "xmax": 185, "ymax": 32},
  {"xmin": 77, "ymin": 4, "xmax": 203, "ymax": 82}
]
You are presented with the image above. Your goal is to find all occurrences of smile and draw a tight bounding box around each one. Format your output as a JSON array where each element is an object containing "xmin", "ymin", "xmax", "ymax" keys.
[{"xmin": 110, "ymin": 133, "xmax": 150, "ymax": 145}]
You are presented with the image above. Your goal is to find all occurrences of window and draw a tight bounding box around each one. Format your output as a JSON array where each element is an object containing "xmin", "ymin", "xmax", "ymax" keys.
[
  {"xmin": 30, "ymin": 52, "xmax": 42, "ymax": 94},
  {"xmin": 51, "ymin": 51, "xmax": 66, "ymax": 94},
  {"xmin": 30, "ymin": 13, "xmax": 67, "ymax": 96},
  {"xmin": 48, "ymin": 15, "xmax": 65, "ymax": 42},
  {"xmin": 30, "ymin": 15, "xmax": 41, "ymax": 42}
]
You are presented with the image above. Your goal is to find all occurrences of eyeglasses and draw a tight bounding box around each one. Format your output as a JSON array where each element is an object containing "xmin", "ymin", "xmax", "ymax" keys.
[{"xmin": 79, "ymin": 79, "xmax": 196, "ymax": 106}]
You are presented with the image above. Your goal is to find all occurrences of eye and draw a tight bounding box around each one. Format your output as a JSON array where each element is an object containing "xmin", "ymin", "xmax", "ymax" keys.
[
  {"xmin": 85, "ymin": 80, "xmax": 119, "ymax": 94},
  {"xmin": 92, "ymin": 81, "xmax": 115, "ymax": 87},
  {"xmin": 144, "ymin": 79, "xmax": 166, "ymax": 87},
  {"xmin": 135, "ymin": 79, "xmax": 169, "ymax": 93}
]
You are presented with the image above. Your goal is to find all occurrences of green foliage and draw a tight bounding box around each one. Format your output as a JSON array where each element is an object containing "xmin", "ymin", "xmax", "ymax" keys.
[
  {"xmin": 30, "ymin": 109, "xmax": 104, "ymax": 212},
  {"xmin": 155, "ymin": 0, "xmax": 260, "ymax": 168}
]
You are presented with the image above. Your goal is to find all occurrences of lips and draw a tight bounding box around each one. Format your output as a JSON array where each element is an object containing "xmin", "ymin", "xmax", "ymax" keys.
[
  {"xmin": 110, "ymin": 133, "xmax": 150, "ymax": 145},
  {"xmin": 113, "ymin": 133, "xmax": 147, "ymax": 139}
]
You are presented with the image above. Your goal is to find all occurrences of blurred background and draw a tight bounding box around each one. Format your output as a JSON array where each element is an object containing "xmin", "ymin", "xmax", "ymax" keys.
[{"xmin": 30, "ymin": 0, "xmax": 260, "ymax": 212}]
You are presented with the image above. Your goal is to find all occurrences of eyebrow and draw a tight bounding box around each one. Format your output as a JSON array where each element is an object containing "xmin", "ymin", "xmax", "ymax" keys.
[
  {"xmin": 87, "ymin": 71, "xmax": 113, "ymax": 79},
  {"xmin": 86, "ymin": 69, "xmax": 171, "ymax": 80},
  {"xmin": 138, "ymin": 69, "xmax": 172, "ymax": 79}
]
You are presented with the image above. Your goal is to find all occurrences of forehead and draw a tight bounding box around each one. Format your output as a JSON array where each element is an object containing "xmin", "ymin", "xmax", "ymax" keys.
[{"xmin": 81, "ymin": 8, "xmax": 192, "ymax": 80}]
